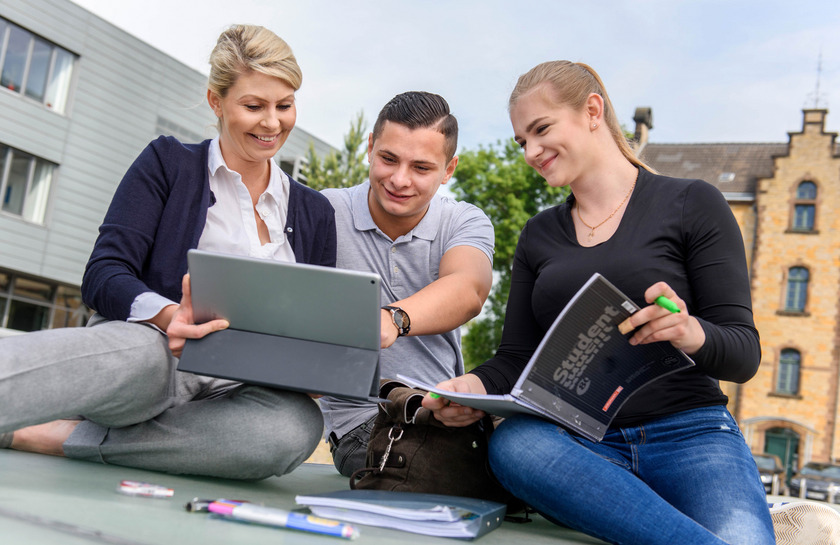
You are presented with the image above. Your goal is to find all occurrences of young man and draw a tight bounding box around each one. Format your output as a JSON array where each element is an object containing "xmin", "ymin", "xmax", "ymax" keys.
[{"xmin": 319, "ymin": 92, "xmax": 494, "ymax": 477}]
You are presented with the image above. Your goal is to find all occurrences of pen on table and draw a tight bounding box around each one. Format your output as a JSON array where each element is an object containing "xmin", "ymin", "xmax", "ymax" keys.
[
  {"xmin": 208, "ymin": 499, "xmax": 359, "ymax": 540},
  {"xmin": 185, "ymin": 498, "xmax": 248, "ymax": 513},
  {"xmin": 618, "ymin": 296, "xmax": 680, "ymax": 335},
  {"xmin": 186, "ymin": 498, "xmax": 214, "ymax": 512},
  {"xmin": 116, "ymin": 480, "xmax": 174, "ymax": 498}
]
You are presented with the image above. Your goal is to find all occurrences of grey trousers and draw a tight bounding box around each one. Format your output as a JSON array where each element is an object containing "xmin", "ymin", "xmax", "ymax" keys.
[{"xmin": 0, "ymin": 315, "xmax": 323, "ymax": 480}]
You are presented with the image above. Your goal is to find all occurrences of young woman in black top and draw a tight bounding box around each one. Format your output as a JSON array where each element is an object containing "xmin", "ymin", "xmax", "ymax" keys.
[{"xmin": 424, "ymin": 61, "xmax": 775, "ymax": 545}]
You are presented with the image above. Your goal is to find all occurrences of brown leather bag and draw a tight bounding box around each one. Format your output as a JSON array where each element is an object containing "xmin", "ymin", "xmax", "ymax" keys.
[{"xmin": 349, "ymin": 380, "xmax": 516, "ymax": 507}]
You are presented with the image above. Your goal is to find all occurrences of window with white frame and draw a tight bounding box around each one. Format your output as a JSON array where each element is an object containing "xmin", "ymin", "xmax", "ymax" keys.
[
  {"xmin": 0, "ymin": 143, "xmax": 55, "ymax": 224},
  {"xmin": 0, "ymin": 16, "xmax": 76, "ymax": 114},
  {"xmin": 279, "ymin": 156, "xmax": 308, "ymax": 182}
]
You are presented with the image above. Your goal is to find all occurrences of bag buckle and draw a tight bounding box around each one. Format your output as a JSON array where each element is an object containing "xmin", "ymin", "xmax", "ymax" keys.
[{"xmin": 378, "ymin": 425, "xmax": 404, "ymax": 471}]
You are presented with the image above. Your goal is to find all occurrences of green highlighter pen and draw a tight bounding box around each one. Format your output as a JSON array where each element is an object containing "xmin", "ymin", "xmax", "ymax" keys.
[
  {"xmin": 428, "ymin": 391, "xmax": 452, "ymax": 407},
  {"xmin": 655, "ymin": 296, "xmax": 680, "ymax": 314},
  {"xmin": 620, "ymin": 296, "xmax": 681, "ymax": 335}
]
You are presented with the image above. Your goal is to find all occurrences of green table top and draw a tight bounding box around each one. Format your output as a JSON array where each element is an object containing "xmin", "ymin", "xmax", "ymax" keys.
[{"xmin": 0, "ymin": 449, "xmax": 605, "ymax": 544}]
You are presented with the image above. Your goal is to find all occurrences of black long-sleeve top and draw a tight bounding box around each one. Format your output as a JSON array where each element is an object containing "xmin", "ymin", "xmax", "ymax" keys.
[{"xmin": 471, "ymin": 168, "xmax": 760, "ymax": 427}]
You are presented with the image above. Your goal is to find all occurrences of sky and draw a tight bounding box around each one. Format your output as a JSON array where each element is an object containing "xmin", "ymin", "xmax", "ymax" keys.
[{"xmin": 70, "ymin": 0, "xmax": 840, "ymax": 153}]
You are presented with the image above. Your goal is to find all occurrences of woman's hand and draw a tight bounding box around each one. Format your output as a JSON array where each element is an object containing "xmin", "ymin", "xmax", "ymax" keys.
[
  {"xmin": 146, "ymin": 303, "xmax": 179, "ymax": 333},
  {"xmin": 620, "ymin": 281, "xmax": 706, "ymax": 355},
  {"xmin": 166, "ymin": 273, "xmax": 229, "ymax": 358},
  {"xmin": 421, "ymin": 374, "xmax": 488, "ymax": 427}
]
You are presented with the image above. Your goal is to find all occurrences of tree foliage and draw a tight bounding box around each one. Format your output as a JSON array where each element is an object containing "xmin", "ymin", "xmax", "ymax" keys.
[
  {"xmin": 450, "ymin": 139, "xmax": 569, "ymax": 370},
  {"xmin": 303, "ymin": 111, "xmax": 369, "ymax": 190}
]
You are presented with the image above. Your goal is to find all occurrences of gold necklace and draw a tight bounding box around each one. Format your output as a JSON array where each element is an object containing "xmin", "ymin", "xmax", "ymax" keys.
[{"xmin": 575, "ymin": 178, "xmax": 636, "ymax": 240}]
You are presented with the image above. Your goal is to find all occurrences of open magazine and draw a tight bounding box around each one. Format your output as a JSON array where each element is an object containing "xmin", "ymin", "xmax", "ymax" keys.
[{"xmin": 398, "ymin": 272, "xmax": 694, "ymax": 442}]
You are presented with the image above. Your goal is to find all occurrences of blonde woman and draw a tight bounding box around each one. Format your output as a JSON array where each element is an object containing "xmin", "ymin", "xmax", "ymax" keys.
[
  {"xmin": 0, "ymin": 25, "xmax": 335, "ymax": 479},
  {"xmin": 425, "ymin": 61, "xmax": 775, "ymax": 544}
]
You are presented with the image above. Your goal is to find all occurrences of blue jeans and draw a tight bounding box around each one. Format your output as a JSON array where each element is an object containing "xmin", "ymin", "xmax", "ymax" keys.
[
  {"xmin": 489, "ymin": 407, "xmax": 774, "ymax": 545},
  {"xmin": 330, "ymin": 414, "xmax": 378, "ymax": 477}
]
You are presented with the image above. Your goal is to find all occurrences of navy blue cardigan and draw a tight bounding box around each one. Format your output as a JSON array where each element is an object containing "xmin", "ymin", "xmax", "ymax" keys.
[{"xmin": 82, "ymin": 136, "xmax": 337, "ymax": 321}]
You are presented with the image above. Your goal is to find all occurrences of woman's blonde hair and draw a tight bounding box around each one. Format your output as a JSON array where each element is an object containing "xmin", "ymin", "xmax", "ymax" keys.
[
  {"xmin": 509, "ymin": 61, "xmax": 652, "ymax": 172},
  {"xmin": 208, "ymin": 24, "xmax": 302, "ymax": 98}
]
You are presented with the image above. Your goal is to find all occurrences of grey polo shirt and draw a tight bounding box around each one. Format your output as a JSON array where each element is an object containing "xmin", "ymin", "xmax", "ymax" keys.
[{"xmin": 319, "ymin": 181, "xmax": 494, "ymax": 439}]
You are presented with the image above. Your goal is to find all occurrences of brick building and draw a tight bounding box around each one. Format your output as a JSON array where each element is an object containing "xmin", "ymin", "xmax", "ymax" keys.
[{"xmin": 637, "ymin": 108, "xmax": 840, "ymax": 477}]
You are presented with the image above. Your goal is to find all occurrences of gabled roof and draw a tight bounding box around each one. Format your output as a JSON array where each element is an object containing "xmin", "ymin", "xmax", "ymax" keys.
[{"xmin": 638, "ymin": 143, "xmax": 789, "ymax": 196}]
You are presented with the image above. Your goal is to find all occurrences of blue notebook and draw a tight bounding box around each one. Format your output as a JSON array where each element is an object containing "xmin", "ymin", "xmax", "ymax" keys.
[{"xmin": 295, "ymin": 489, "xmax": 506, "ymax": 539}]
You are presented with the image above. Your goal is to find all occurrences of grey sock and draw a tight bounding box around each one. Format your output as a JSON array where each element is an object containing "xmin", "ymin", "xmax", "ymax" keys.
[{"xmin": 0, "ymin": 432, "xmax": 13, "ymax": 449}]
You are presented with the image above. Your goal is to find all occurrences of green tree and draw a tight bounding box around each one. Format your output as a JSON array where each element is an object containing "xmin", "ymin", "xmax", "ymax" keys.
[
  {"xmin": 303, "ymin": 111, "xmax": 368, "ymax": 190},
  {"xmin": 450, "ymin": 139, "xmax": 569, "ymax": 370}
]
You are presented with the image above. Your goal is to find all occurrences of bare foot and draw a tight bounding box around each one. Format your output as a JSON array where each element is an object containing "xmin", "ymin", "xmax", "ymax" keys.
[{"xmin": 10, "ymin": 420, "xmax": 80, "ymax": 456}]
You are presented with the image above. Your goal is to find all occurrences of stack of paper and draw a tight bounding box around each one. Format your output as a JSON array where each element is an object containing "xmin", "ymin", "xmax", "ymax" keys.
[{"xmin": 295, "ymin": 489, "xmax": 506, "ymax": 539}]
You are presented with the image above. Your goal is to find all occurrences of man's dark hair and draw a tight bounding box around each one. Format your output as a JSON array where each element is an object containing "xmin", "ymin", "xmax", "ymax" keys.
[{"xmin": 371, "ymin": 91, "xmax": 458, "ymax": 161}]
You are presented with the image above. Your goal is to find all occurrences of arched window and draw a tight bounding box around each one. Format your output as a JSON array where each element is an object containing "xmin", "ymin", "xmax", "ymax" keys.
[
  {"xmin": 776, "ymin": 349, "xmax": 801, "ymax": 395},
  {"xmin": 785, "ymin": 267, "xmax": 809, "ymax": 312},
  {"xmin": 792, "ymin": 181, "xmax": 817, "ymax": 231}
]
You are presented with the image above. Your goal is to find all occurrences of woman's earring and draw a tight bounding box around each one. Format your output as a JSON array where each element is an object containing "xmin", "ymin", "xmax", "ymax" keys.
[{"xmin": 592, "ymin": 123, "xmax": 598, "ymax": 129}]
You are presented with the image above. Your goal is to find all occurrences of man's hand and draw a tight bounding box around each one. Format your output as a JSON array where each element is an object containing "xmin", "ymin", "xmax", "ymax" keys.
[
  {"xmin": 380, "ymin": 308, "xmax": 400, "ymax": 348},
  {"xmin": 378, "ymin": 246, "xmax": 492, "ymax": 349}
]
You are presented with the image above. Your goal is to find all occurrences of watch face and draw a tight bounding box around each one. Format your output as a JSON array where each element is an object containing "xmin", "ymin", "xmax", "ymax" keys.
[{"xmin": 393, "ymin": 309, "xmax": 409, "ymax": 328}]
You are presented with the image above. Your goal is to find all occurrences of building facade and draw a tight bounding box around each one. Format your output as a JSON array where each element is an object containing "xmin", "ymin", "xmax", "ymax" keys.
[
  {"xmin": 0, "ymin": 0, "xmax": 334, "ymax": 336},
  {"xmin": 638, "ymin": 107, "xmax": 840, "ymax": 477}
]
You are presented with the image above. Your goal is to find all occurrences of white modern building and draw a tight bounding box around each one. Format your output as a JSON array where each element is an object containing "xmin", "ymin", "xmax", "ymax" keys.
[{"xmin": 0, "ymin": 0, "xmax": 334, "ymax": 335}]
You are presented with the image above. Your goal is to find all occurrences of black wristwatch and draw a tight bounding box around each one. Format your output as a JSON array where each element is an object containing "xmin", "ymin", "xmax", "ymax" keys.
[{"xmin": 382, "ymin": 305, "xmax": 411, "ymax": 337}]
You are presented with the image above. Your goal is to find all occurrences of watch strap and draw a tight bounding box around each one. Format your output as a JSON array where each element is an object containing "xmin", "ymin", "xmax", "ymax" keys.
[{"xmin": 382, "ymin": 305, "xmax": 410, "ymax": 337}]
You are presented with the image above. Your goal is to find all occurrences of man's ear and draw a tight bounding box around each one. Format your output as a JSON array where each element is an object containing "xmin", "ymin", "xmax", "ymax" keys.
[{"xmin": 441, "ymin": 155, "xmax": 459, "ymax": 184}]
